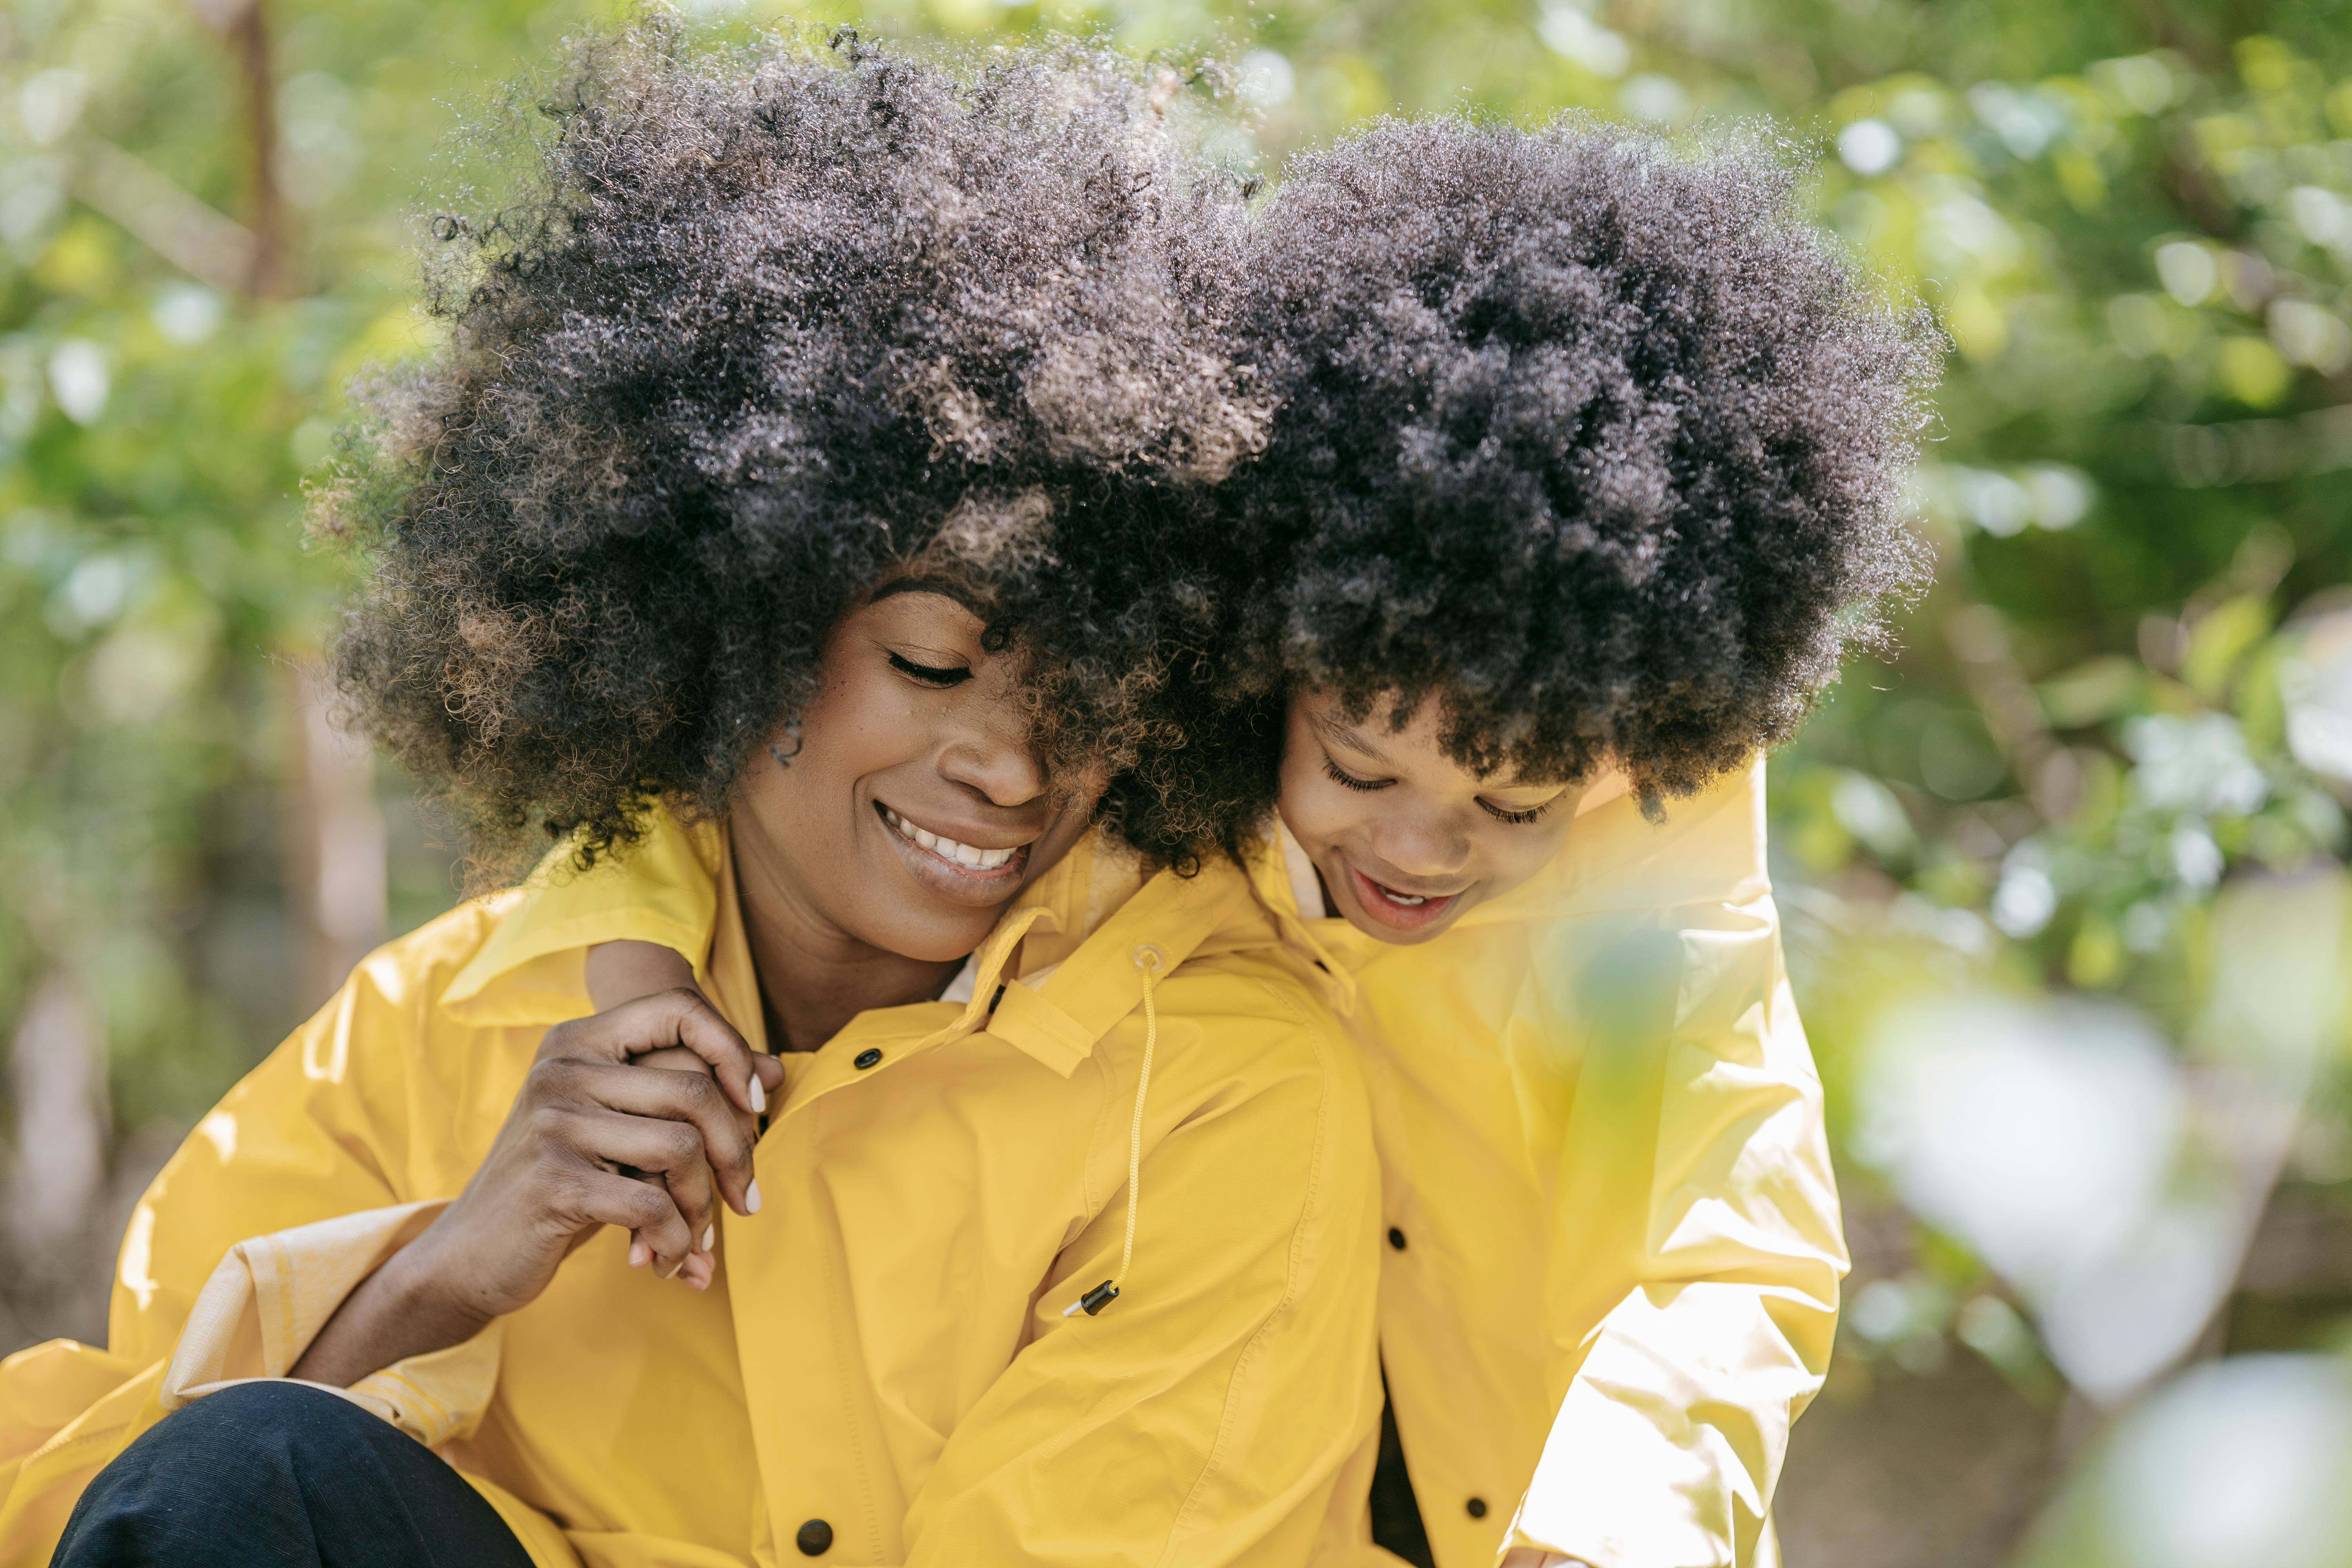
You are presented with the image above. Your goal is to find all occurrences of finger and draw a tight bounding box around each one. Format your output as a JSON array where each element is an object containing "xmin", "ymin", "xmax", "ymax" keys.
[
  {"xmin": 679, "ymin": 1249, "xmax": 714, "ymax": 1292},
  {"xmin": 541, "ymin": 989, "xmax": 773, "ymax": 1118},
  {"xmin": 561, "ymin": 1167, "xmax": 695, "ymax": 1278},
  {"xmin": 613, "ymin": 1156, "xmax": 719, "ymax": 1265},
  {"xmin": 633, "ymin": 1045, "xmax": 762, "ymax": 1146},
  {"xmin": 659, "ymin": 1155, "xmax": 717, "ymax": 1259},
  {"xmin": 557, "ymin": 1065, "xmax": 759, "ymax": 1216},
  {"xmin": 547, "ymin": 1103, "xmax": 717, "ymax": 1205},
  {"xmin": 635, "ymin": 1042, "xmax": 784, "ymax": 1103}
]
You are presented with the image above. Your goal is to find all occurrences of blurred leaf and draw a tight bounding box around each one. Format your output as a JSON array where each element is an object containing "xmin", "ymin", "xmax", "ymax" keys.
[{"xmin": 2183, "ymin": 594, "xmax": 2277, "ymax": 704}]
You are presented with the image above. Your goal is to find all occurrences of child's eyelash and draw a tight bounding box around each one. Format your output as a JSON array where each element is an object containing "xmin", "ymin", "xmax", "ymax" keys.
[
  {"xmin": 1321, "ymin": 756, "xmax": 1391, "ymax": 792},
  {"xmin": 1481, "ymin": 800, "xmax": 1553, "ymax": 826},
  {"xmin": 888, "ymin": 652, "xmax": 973, "ymax": 687}
]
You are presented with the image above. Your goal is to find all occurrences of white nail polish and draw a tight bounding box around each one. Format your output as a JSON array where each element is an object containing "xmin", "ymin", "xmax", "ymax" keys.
[
  {"xmin": 745, "ymin": 1179, "xmax": 762, "ymax": 1215},
  {"xmin": 749, "ymin": 1074, "xmax": 768, "ymax": 1115},
  {"xmin": 701, "ymin": 1224, "xmax": 715, "ymax": 1252}
]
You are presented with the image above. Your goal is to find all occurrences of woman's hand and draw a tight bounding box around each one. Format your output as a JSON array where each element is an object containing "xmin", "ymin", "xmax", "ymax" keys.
[
  {"xmin": 289, "ymin": 991, "xmax": 784, "ymax": 1388},
  {"xmin": 585, "ymin": 940, "xmax": 746, "ymax": 1288}
]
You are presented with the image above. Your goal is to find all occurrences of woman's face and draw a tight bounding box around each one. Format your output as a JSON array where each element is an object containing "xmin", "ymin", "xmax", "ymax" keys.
[
  {"xmin": 1277, "ymin": 689, "xmax": 1579, "ymax": 945},
  {"xmin": 731, "ymin": 581, "xmax": 1103, "ymax": 964}
]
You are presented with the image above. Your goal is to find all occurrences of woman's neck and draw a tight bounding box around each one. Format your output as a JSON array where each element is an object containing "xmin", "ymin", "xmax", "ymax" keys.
[{"xmin": 729, "ymin": 816, "xmax": 964, "ymax": 1052}]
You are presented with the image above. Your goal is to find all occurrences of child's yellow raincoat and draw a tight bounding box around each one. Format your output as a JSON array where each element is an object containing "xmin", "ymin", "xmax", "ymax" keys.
[
  {"xmin": 1256, "ymin": 760, "xmax": 1846, "ymax": 1568},
  {"xmin": 0, "ymin": 825, "xmax": 1386, "ymax": 1568}
]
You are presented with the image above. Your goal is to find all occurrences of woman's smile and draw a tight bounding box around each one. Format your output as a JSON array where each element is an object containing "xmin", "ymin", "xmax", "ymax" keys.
[{"xmin": 875, "ymin": 799, "xmax": 1033, "ymax": 903}]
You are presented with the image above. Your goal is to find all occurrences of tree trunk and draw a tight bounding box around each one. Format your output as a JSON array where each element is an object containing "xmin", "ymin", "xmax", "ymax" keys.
[{"xmin": 281, "ymin": 661, "xmax": 386, "ymax": 1016}]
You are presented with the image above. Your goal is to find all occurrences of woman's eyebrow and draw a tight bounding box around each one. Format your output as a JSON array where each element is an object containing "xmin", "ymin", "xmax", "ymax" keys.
[{"xmin": 867, "ymin": 576, "xmax": 989, "ymax": 615}]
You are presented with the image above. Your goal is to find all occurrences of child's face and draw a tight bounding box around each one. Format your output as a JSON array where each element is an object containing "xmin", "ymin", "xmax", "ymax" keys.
[
  {"xmin": 730, "ymin": 579, "xmax": 1103, "ymax": 964},
  {"xmin": 1277, "ymin": 689, "xmax": 1578, "ymax": 945}
]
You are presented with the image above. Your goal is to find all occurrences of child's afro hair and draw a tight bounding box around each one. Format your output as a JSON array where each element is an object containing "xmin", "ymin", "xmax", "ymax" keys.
[
  {"xmin": 1185, "ymin": 116, "xmax": 1940, "ymax": 821},
  {"xmin": 319, "ymin": 25, "xmax": 1267, "ymax": 874}
]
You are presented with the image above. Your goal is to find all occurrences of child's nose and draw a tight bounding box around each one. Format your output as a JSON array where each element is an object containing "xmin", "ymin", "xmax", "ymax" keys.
[{"xmin": 1376, "ymin": 809, "xmax": 1474, "ymax": 878}]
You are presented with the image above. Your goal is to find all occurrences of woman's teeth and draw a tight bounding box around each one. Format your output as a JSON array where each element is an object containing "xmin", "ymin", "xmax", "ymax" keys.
[
  {"xmin": 1376, "ymin": 885, "xmax": 1428, "ymax": 907},
  {"xmin": 884, "ymin": 808, "xmax": 1018, "ymax": 871}
]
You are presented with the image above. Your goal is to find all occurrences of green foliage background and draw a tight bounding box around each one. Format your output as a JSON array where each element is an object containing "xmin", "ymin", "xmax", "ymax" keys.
[{"xmin": 7, "ymin": 0, "xmax": 2352, "ymax": 1554}]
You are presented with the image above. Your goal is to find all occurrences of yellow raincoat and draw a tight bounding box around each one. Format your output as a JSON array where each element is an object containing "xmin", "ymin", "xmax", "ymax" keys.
[
  {"xmin": 1255, "ymin": 760, "xmax": 1846, "ymax": 1568},
  {"xmin": 0, "ymin": 823, "xmax": 1387, "ymax": 1568}
]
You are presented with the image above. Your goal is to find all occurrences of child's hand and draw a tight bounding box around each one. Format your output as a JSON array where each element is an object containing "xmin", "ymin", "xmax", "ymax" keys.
[
  {"xmin": 587, "ymin": 938, "xmax": 706, "ymax": 1012},
  {"xmin": 586, "ymin": 940, "xmax": 776, "ymax": 1290}
]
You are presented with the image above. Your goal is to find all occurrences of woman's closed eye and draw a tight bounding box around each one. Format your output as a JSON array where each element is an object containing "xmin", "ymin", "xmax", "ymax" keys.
[
  {"xmin": 1479, "ymin": 797, "xmax": 1555, "ymax": 826},
  {"xmin": 888, "ymin": 651, "xmax": 974, "ymax": 688}
]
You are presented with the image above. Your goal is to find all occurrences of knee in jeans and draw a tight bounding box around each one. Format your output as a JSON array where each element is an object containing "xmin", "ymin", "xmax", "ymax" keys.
[
  {"xmin": 151, "ymin": 1379, "xmax": 378, "ymax": 1456},
  {"xmin": 87, "ymin": 1381, "xmax": 379, "ymax": 1514},
  {"xmin": 57, "ymin": 1382, "xmax": 387, "ymax": 1565}
]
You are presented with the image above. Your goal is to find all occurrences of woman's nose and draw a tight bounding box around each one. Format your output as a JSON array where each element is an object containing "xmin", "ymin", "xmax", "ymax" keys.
[{"xmin": 938, "ymin": 720, "xmax": 1047, "ymax": 810}]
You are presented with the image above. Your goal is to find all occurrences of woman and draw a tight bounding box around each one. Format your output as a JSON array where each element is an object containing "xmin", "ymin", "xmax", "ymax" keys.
[{"xmin": 0, "ymin": 36, "xmax": 1383, "ymax": 1568}]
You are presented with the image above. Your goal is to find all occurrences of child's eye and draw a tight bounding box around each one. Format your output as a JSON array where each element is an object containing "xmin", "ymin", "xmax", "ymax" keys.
[
  {"xmin": 888, "ymin": 652, "xmax": 973, "ymax": 687},
  {"xmin": 1321, "ymin": 756, "xmax": 1392, "ymax": 793},
  {"xmin": 1479, "ymin": 799, "xmax": 1554, "ymax": 826}
]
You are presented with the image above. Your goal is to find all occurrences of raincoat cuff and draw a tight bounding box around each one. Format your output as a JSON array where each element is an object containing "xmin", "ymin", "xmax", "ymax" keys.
[
  {"xmin": 1503, "ymin": 1371, "xmax": 1753, "ymax": 1568},
  {"xmin": 158, "ymin": 1199, "xmax": 502, "ymax": 1448}
]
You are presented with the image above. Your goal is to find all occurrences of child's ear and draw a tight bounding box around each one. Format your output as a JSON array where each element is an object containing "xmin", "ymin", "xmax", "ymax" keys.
[{"xmin": 585, "ymin": 938, "xmax": 700, "ymax": 1011}]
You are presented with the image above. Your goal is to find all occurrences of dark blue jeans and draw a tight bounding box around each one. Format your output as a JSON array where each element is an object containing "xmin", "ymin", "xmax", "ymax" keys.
[{"xmin": 52, "ymin": 1380, "xmax": 532, "ymax": 1568}]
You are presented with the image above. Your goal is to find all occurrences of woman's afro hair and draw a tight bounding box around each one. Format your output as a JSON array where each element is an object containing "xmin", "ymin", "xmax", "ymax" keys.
[
  {"xmin": 1189, "ymin": 116, "xmax": 1940, "ymax": 818},
  {"xmin": 319, "ymin": 25, "xmax": 1266, "ymax": 873}
]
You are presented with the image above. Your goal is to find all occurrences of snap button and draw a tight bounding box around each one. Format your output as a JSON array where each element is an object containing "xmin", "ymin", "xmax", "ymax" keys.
[
  {"xmin": 1387, "ymin": 1227, "xmax": 1407, "ymax": 1250},
  {"xmin": 853, "ymin": 1048, "xmax": 882, "ymax": 1070},
  {"xmin": 1465, "ymin": 1497, "xmax": 1488, "ymax": 1519},
  {"xmin": 795, "ymin": 1517, "xmax": 833, "ymax": 1555}
]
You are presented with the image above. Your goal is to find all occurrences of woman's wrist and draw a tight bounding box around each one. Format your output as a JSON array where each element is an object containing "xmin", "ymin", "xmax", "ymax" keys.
[{"xmin": 288, "ymin": 1225, "xmax": 490, "ymax": 1388}]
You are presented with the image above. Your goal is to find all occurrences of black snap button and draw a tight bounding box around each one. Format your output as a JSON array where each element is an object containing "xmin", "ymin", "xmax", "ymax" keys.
[
  {"xmin": 795, "ymin": 1517, "xmax": 833, "ymax": 1555},
  {"xmin": 1465, "ymin": 1497, "xmax": 1488, "ymax": 1519},
  {"xmin": 1387, "ymin": 1227, "xmax": 1407, "ymax": 1250},
  {"xmin": 853, "ymin": 1048, "xmax": 882, "ymax": 1070}
]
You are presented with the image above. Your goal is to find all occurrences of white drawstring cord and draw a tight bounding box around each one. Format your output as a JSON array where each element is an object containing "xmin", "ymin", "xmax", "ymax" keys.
[{"xmin": 1063, "ymin": 944, "xmax": 1163, "ymax": 1318}]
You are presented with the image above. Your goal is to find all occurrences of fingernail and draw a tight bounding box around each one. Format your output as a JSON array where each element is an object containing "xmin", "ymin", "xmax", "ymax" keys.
[
  {"xmin": 662, "ymin": 1258, "xmax": 684, "ymax": 1280},
  {"xmin": 749, "ymin": 1074, "xmax": 767, "ymax": 1114},
  {"xmin": 701, "ymin": 1224, "xmax": 715, "ymax": 1252},
  {"xmin": 745, "ymin": 1180, "xmax": 762, "ymax": 1215},
  {"xmin": 628, "ymin": 1239, "xmax": 648, "ymax": 1268}
]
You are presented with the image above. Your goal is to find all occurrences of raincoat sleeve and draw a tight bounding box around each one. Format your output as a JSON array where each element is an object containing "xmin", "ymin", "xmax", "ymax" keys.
[
  {"xmin": 1507, "ymin": 772, "xmax": 1847, "ymax": 1568},
  {"xmin": 902, "ymin": 959, "xmax": 1385, "ymax": 1568},
  {"xmin": 0, "ymin": 929, "xmax": 505, "ymax": 1559}
]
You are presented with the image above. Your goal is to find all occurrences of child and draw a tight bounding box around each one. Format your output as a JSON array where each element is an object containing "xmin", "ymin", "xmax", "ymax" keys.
[
  {"xmin": 0, "ymin": 36, "xmax": 1387, "ymax": 1567},
  {"xmin": 1202, "ymin": 119, "xmax": 1938, "ymax": 1568}
]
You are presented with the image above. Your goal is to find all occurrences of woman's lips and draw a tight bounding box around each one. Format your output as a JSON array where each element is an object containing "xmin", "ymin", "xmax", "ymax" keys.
[
  {"xmin": 876, "ymin": 802, "xmax": 1031, "ymax": 902},
  {"xmin": 1343, "ymin": 862, "xmax": 1462, "ymax": 931}
]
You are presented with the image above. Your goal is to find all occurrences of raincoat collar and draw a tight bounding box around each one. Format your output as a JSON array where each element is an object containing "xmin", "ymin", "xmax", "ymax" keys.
[{"xmin": 434, "ymin": 810, "xmax": 1251, "ymax": 1078}]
